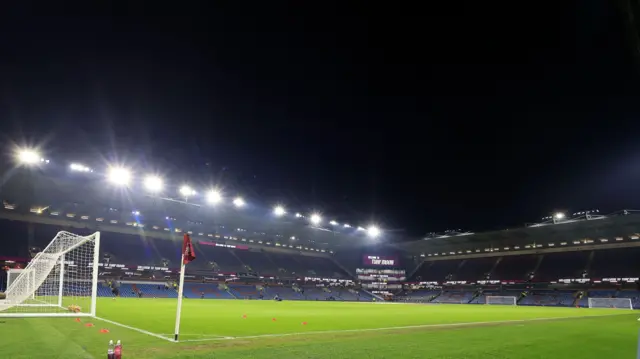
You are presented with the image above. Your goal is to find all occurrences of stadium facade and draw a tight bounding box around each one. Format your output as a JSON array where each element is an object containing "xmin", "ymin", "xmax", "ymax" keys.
[{"xmin": 1, "ymin": 154, "xmax": 639, "ymax": 308}]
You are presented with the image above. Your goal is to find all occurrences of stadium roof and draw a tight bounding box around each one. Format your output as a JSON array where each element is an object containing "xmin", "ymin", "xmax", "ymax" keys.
[
  {"xmin": 395, "ymin": 210, "xmax": 640, "ymax": 256},
  {"xmin": 0, "ymin": 148, "xmax": 387, "ymax": 251}
]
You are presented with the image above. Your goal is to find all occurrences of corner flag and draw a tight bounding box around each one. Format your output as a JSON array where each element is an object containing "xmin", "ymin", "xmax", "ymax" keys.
[
  {"xmin": 182, "ymin": 233, "xmax": 196, "ymax": 265},
  {"xmin": 174, "ymin": 233, "xmax": 196, "ymax": 341}
]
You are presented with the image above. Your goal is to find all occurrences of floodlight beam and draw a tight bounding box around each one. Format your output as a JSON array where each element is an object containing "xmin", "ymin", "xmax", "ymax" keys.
[
  {"xmin": 310, "ymin": 213, "xmax": 322, "ymax": 225},
  {"xmin": 107, "ymin": 167, "xmax": 131, "ymax": 186},
  {"xmin": 233, "ymin": 197, "xmax": 245, "ymax": 208},
  {"xmin": 206, "ymin": 190, "xmax": 222, "ymax": 204},
  {"xmin": 367, "ymin": 225, "xmax": 381, "ymax": 238},
  {"xmin": 17, "ymin": 149, "xmax": 41, "ymax": 165},
  {"xmin": 273, "ymin": 206, "xmax": 286, "ymax": 216},
  {"xmin": 179, "ymin": 185, "xmax": 196, "ymax": 197},
  {"xmin": 144, "ymin": 175, "xmax": 163, "ymax": 192}
]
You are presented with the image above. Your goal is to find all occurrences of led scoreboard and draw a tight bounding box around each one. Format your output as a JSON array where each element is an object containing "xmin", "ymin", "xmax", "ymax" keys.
[
  {"xmin": 356, "ymin": 268, "xmax": 406, "ymax": 294},
  {"xmin": 363, "ymin": 255, "xmax": 399, "ymax": 267}
]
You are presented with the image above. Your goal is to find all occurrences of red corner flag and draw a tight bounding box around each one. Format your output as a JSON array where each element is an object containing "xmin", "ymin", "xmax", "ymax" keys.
[{"xmin": 182, "ymin": 233, "xmax": 196, "ymax": 265}]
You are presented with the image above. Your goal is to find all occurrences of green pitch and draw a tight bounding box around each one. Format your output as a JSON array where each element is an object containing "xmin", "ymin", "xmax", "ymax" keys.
[{"xmin": 0, "ymin": 298, "xmax": 638, "ymax": 358}]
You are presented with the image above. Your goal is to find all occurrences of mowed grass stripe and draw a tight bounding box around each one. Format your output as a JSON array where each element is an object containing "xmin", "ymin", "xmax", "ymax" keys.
[
  {"xmin": 0, "ymin": 298, "xmax": 637, "ymax": 358},
  {"xmin": 179, "ymin": 311, "xmax": 634, "ymax": 342},
  {"xmin": 96, "ymin": 298, "xmax": 626, "ymax": 337}
]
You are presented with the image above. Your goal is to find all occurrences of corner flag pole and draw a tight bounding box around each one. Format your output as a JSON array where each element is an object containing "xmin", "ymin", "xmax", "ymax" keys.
[
  {"xmin": 174, "ymin": 233, "xmax": 196, "ymax": 342},
  {"xmin": 637, "ymin": 328, "xmax": 640, "ymax": 359},
  {"xmin": 174, "ymin": 253, "xmax": 186, "ymax": 342}
]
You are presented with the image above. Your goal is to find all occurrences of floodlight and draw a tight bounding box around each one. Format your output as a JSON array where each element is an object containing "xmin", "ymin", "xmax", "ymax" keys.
[
  {"xmin": 179, "ymin": 185, "xmax": 196, "ymax": 197},
  {"xmin": 273, "ymin": 206, "xmax": 286, "ymax": 216},
  {"xmin": 554, "ymin": 212, "xmax": 565, "ymax": 220},
  {"xmin": 357, "ymin": 226, "xmax": 365, "ymax": 231},
  {"xmin": 367, "ymin": 225, "xmax": 381, "ymax": 238},
  {"xmin": 17, "ymin": 149, "xmax": 40, "ymax": 165},
  {"xmin": 233, "ymin": 197, "xmax": 245, "ymax": 207},
  {"xmin": 70, "ymin": 163, "xmax": 91, "ymax": 172},
  {"xmin": 295, "ymin": 213, "xmax": 302, "ymax": 218},
  {"xmin": 132, "ymin": 210, "xmax": 140, "ymax": 216},
  {"xmin": 107, "ymin": 167, "xmax": 131, "ymax": 186},
  {"xmin": 144, "ymin": 175, "xmax": 163, "ymax": 192},
  {"xmin": 206, "ymin": 190, "xmax": 222, "ymax": 204},
  {"xmin": 343, "ymin": 223, "xmax": 351, "ymax": 228},
  {"xmin": 310, "ymin": 213, "xmax": 322, "ymax": 225},
  {"xmin": 329, "ymin": 220, "xmax": 338, "ymax": 226}
]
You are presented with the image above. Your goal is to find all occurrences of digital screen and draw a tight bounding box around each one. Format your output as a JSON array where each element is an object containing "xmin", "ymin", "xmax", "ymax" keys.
[
  {"xmin": 363, "ymin": 255, "xmax": 399, "ymax": 266},
  {"xmin": 198, "ymin": 240, "xmax": 249, "ymax": 250}
]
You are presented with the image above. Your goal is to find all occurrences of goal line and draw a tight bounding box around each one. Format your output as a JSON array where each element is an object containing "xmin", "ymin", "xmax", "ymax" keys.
[{"xmin": 94, "ymin": 317, "xmax": 175, "ymax": 342}]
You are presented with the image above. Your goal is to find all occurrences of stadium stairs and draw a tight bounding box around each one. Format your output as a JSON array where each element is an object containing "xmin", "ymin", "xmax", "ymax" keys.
[
  {"xmin": 468, "ymin": 291, "xmax": 482, "ymax": 304},
  {"xmin": 265, "ymin": 285, "xmax": 305, "ymax": 300},
  {"xmin": 571, "ymin": 291, "xmax": 583, "ymax": 307},
  {"xmin": 333, "ymin": 288, "xmax": 359, "ymax": 301},
  {"xmin": 398, "ymin": 289, "xmax": 441, "ymax": 303},
  {"xmin": 330, "ymin": 258, "xmax": 355, "ymax": 278},
  {"xmin": 228, "ymin": 284, "xmax": 261, "ymax": 299},
  {"xmin": 434, "ymin": 290, "xmax": 474, "ymax": 304},
  {"xmin": 518, "ymin": 291, "xmax": 574, "ymax": 307},
  {"xmin": 302, "ymin": 287, "xmax": 334, "ymax": 301},
  {"xmin": 184, "ymin": 283, "xmax": 235, "ymax": 299}
]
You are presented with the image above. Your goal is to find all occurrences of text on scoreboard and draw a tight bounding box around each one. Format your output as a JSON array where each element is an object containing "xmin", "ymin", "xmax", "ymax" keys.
[{"xmin": 363, "ymin": 255, "xmax": 399, "ymax": 266}]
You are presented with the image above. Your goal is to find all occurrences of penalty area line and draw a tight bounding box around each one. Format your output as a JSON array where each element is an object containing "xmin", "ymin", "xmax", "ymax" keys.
[
  {"xmin": 178, "ymin": 313, "xmax": 631, "ymax": 343},
  {"xmin": 157, "ymin": 333, "xmax": 233, "ymax": 339},
  {"xmin": 94, "ymin": 316, "xmax": 174, "ymax": 342}
]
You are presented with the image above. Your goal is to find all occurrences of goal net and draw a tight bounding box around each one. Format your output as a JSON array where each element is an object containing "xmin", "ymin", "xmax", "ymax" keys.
[
  {"xmin": 486, "ymin": 296, "xmax": 517, "ymax": 305},
  {"xmin": 6, "ymin": 269, "xmax": 36, "ymax": 300},
  {"xmin": 587, "ymin": 297, "xmax": 633, "ymax": 310},
  {"xmin": 0, "ymin": 231, "xmax": 100, "ymax": 317}
]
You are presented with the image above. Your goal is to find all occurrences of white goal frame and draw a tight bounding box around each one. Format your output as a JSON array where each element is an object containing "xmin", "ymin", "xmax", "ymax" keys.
[
  {"xmin": 0, "ymin": 231, "xmax": 100, "ymax": 318},
  {"xmin": 7, "ymin": 269, "xmax": 36, "ymax": 300},
  {"xmin": 587, "ymin": 297, "xmax": 633, "ymax": 310},
  {"xmin": 486, "ymin": 296, "xmax": 517, "ymax": 306}
]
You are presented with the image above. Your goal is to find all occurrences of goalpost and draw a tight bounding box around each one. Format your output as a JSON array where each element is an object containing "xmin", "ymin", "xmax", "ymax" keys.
[
  {"xmin": 6, "ymin": 269, "xmax": 36, "ymax": 300},
  {"xmin": 588, "ymin": 297, "xmax": 633, "ymax": 310},
  {"xmin": 0, "ymin": 231, "xmax": 100, "ymax": 318},
  {"xmin": 486, "ymin": 296, "xmax": 517, "ymax": 306}
]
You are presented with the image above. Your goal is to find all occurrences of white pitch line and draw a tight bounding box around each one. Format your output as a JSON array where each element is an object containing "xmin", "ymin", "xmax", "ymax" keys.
[
  {"xmin": 178, "ymin": 313, "xmax": 632, "ymax": 343},
  {"xmin": 157, "ymin": 333, "xmax": 232, "ymax": 339},
  {"xmin": 94, "ymin": 316, "xmax": 174, "ymax": 342}
]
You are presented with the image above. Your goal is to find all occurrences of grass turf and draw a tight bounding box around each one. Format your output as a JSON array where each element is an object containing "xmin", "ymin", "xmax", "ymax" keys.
[{"xmin": 0, "ymin": 298, "xmax": 638, "ymax": 358}]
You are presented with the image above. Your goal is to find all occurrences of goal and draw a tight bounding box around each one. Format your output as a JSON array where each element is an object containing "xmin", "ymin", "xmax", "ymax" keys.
[
  {"xmin": 6, "ymin": 269, "xmax": 36, "ymax": 300},
  {"xmin": 0, "ymin": 231, "xmax": 100, "ymax": 317},
  {"xmin": 587, "ymin": 297, "xmax": 633, "ymax": 310},
  {"xmin": 486, "ymin": 296, "xmax": 517, "ymax": 305}
]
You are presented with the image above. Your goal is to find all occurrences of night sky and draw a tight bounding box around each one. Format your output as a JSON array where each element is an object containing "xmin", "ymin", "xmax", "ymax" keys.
[{"xmin": 1, "ymin": 3, "xmax": 639, "ymax": 238}]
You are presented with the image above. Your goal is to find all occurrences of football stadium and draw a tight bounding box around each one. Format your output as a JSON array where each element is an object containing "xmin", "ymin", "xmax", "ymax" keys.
[{"xmin": 1, "ymin": 149, "xmax": 640, "ymax": 358}]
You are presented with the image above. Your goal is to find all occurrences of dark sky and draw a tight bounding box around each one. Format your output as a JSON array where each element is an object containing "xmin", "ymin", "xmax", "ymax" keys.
[{"xmin": 1, "ymin": 2, "xmax": 639, "ymax": 238}]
